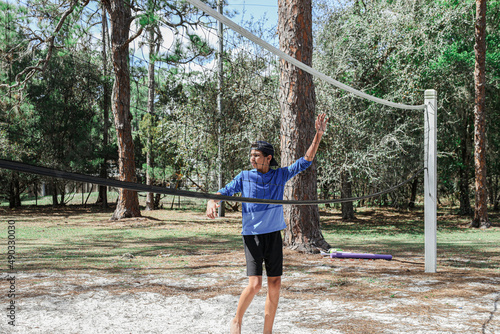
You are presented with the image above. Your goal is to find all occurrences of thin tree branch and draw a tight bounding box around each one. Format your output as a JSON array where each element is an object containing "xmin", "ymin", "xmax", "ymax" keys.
[
  {"xmin": 0, "ymin": 0, "xmax": 90, "ymax": 93},
  {"xmin": 120, "ymin": 26, "xmax": 144, "ymax": 49}
]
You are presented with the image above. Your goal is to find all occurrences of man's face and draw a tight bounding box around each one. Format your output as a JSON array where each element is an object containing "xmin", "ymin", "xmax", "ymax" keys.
[{"xmin": 250, "ymin": 149, "xmax": 271, "ymax": 170}]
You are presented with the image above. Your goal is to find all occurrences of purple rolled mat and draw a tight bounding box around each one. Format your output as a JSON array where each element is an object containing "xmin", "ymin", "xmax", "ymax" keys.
[{"xmin": 330, "ymin": 251, "xmax": 392, "ymax": 260}]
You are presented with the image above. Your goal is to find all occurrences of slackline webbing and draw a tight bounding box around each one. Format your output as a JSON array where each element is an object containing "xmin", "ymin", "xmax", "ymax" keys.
[
  {"xmin": 185, "ymin": 0, "xmax": 426, "ymax": 111},
  {"xmin": 0, "ymin": 159, "xmax": 424, "ymax": 205}
]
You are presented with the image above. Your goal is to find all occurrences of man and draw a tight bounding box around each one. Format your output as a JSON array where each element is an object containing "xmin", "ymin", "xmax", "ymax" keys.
[{"xmin": 206, "ymin": 113, "xmax": 328, "ymax": 334}]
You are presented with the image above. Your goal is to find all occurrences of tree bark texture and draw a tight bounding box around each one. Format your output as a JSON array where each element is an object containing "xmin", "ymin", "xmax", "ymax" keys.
[
  {"xmin": 50, "ymin": 180, "xmax": 58, "ymax": 206},
  {"xmin": 472, "ymin": 0, "xmax": 490, "ymax": 228},
  {"xmin": 9, "ymin": 172, "xmax": 21, "ymax": 208},
  {"xmin": 340, "ymin": 170, "xmax": 355, "ymax": 219},
  {"xmin": 493, "ymin": 176, "xmax": 499, "ymax": 210},
  {"xmin": 146, "ymin": 28, "xmax": 156, "ymax": 211},
  {"xmin": 103, "ymin": 0, "xmax": 141, "ymax": 220},
  {"xmin": 278, "ymin": 0, "xmax": 329, "ymax": 253},
  {"xmin": 97, "ymin": 5, "xmax": 110, "ymax": 208},
  {"xmin": 408, "ymin": 178, "xmax": 418, "ymax": 209},
  {"xmin": 459, "ymin": 124, "xmax": 472, "ymax": 215}
]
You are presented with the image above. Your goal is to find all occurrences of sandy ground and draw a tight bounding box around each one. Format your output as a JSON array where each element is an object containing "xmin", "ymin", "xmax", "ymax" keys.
[{"xmin": 1, "ymin": 252, "xmax": 499, "ymax": 334}]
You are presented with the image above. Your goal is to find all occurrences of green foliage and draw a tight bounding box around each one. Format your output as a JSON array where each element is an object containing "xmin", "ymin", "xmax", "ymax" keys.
[
  {"xmin": 314, "ymin": 0, "xmax": 429, "ymax": 206},
  {"xmin": 2, "ymin": 0, "xmax": 499, "ymax": 212},
  {"xmin": 0, "ymin": 0, "xmax": 110, "ymax": 205},
  {"xmin": 138, "ymin": 13, "xmax": 158, "ymax": 27},
  {"xmin": 24, "ymin": 51, "xmax": 104, "ymax": 171},
  {"xmin": 314, "ymin": 0, "xmax": 500, "ymax": 209},
  {"xmin": 188, "ymin": 34, "xmax": 212, "ymax": 56}
]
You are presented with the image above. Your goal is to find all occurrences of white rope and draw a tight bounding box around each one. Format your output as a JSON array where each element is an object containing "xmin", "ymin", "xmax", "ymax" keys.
[{"xmin": 185, "ymin": 0, "xmax": 425, "ymax": 110}]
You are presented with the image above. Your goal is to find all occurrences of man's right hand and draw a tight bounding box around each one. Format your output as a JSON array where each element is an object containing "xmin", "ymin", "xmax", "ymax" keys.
[{"xmin": 206, "ymin": 200, "xmax": 220, "ymax": 219}]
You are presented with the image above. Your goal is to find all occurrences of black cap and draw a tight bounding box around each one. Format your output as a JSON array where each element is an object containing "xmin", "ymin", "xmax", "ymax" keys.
[{"xmin": 251, "ymin": 141, "xmax": 279, "ymax": 167}]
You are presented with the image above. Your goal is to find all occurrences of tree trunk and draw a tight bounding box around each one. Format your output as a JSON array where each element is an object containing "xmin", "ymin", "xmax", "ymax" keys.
[
  {"xmin": 279, "ymin": 0, "xmax": 329, "ymax": 253},
  {"xmin": 15, "ymin": 175, "xmax": 21, "ymax": 207},
  {"xmin": 97, "ymin": 4, "xmax": 110, "ymax": 209},
  {"xmin": 494, "ymin": 175, "xmax": 499, "ymax": 211},
  {"xmin": 320, "ymin": 182, "xmax": 331, "ymax": 209},
  {"xmin": 458, "ymin": 131, "xmax": 473, "ymax": 215},
  {"xmin": 154, "ymin": 193, "xmax": 162, "ymax": 209},
  {"xmin": 487, "ymin": 176, "xmax": 493, "ymax": 206},
  {"xmin": 51, "ymin": 180, "xmax": 58, "ymax": 206},
  {"xmin": 103, "ymin": 0, "xmax": 141, "ymax": 220},
  {"xmin": 9, "ymin": 172, "xmax": 21, "ymax": 208},
  {"xmin": 59, "ymin": 185, "xmax": 66, "ymax": 206},
  {"xmin": 471, "ymin": 0, "xmax": 490, "ymax": 228},
  {"xmin": 340, "ymin": 170, "xmax": 355, "ymax": 220},
  {"xmin": 458, "ymin": 171, "xmax": 472, "ymax": 215},
  {"xmin": 491, "ymin": 175, "xmax": 499, "ymax": 210},
  {"xmin": 408, "ymin": 178, "xmax": 418, "ymax": 209},
  {"xmin": 145, "ymin": 28, "xmax": 156, "ymax": 211}
]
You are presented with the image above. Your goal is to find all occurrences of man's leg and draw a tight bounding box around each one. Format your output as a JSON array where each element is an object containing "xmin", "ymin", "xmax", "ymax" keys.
[
  {"xmin": 263, "ymin": 276, "xmax": 281, "ymax": 334},
  {"xmin": 230, "ymin": 275, "xmax": 262, "ymax": 334}
]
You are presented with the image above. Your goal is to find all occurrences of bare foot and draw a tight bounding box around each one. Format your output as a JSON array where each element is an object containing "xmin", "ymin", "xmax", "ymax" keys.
[{"xmin": 230, "ymin": 318, "xmax": 241, "ymax": 334}]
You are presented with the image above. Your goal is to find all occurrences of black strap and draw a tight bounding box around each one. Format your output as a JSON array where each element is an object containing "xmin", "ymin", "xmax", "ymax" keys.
[{"xmin": 0, "ymin": 159, "xmax": 424, "ymax": 205}]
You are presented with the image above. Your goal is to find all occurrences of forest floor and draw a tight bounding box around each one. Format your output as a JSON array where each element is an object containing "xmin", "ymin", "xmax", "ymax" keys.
[{"xmin": 0, "ymin": 205, "xmax": 499, "ymax": 333}]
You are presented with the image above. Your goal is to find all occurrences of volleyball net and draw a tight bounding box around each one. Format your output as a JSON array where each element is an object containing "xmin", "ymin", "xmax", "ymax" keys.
[{"xmin": 1, "ymin": 0, "xmax": 432, "ymax": 208}]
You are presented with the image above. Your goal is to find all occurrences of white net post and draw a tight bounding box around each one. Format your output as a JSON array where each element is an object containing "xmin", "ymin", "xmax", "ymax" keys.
[{"xmin": 424, "ymin": 89, "xmax": 437, "ymax": 273}]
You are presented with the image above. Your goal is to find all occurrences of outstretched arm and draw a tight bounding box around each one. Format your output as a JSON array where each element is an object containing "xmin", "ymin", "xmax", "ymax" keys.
[{"xmin": 304, "ymin": 113, "xmax": 329, "ymax": 162}]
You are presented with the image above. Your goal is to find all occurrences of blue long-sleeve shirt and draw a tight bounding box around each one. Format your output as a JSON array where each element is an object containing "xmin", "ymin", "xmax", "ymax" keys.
[{"xmin": 218, "ymin": 157, "xmax": 312, "ymax": 235}]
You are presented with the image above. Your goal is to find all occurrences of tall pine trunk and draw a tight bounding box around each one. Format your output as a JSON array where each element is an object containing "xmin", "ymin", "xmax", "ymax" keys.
[
  {"xmin": 278, "ymin": 0, "xmax": 329, "ymax": 253},
  {"xmin": 340, "ymin": 170, "xmax": 355, "ymax": 219},
  {"xmin": 408, "ymin": 178, "xmax": 418, "ymax": 209},
  {"xmin": 458, "ymin": 121, "xmax": 472, "ymax": 215},
  {"xmin": 97, "ymin": 4, "xmax": 110, "ymax": 209},
  {"xmin": 145, "ymin": 28, "xmax": 156, "ymax": 211},
  {"xmin": 9, "ymin": 172, "xmax": 21, "ymax": 208},
  {"xmin": 493, "ymin": 176, "xmax": 499, "ymax": 210},
  {"xmin": 50, "ymin": 180, "xmax": 59, "ymax": 206},
  {"xmin": 103, "ymin": 0, "xmax": 141, "ymax": 220},
  {"xmin": 471, "ymin": 0, "xmax": 490, "ymax": 228}
]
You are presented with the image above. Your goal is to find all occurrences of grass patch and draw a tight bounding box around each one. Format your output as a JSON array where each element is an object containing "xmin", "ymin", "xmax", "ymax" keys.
[
  {"xmin": 0, "ymin": 205, "xmax": 499, "ymax": 273},
  {"xmin": 320, "ymin": 207, "xmax": 500, "ymax": 270},
  {"xmin": 0, "ymin": 206, "xmax": 243, "ymax": 273}
]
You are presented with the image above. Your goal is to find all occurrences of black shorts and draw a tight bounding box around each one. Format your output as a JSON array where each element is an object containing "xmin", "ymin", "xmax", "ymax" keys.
[{"xmin": 242, "ymin": 231, "xmax": 283, "ymax": 277}]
